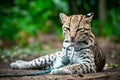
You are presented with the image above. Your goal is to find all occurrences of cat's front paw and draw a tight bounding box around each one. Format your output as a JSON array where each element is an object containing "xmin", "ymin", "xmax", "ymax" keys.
[
  {"xmin": 10, "ymin": 60, "xmax": 29, "ymax": 69},
  {"xmin": 50, "ymin": 68, "xmax": 72, "ymax": 75}
]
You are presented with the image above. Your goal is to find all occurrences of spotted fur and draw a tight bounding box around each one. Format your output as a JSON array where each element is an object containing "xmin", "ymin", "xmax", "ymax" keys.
[{"xmin": 10, "ymin": 13, "xmax": 106, "ymax": 75}]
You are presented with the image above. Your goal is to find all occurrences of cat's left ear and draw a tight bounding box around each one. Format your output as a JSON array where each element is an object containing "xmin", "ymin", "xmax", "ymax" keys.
[
  {"xmin": 60, "ymin": 13, "xmax": 68, "ymax": 24},
  {"xmin": 85, "ymin": 12, "xmax": 94, "ymax": 22}
]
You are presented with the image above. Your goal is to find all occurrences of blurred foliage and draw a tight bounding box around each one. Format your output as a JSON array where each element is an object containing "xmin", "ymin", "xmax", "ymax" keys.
[
  {"xmin": 0, "ymin": 0, "xmax": 120, "ymax": 44},
  {"xmin": 0, "ymin": 0, "xmax": 120, "ymax": 61},
  {"xmin": 0, "ymin": 0, "xmax": 68, "ymax": 44},
  {"xmin": 92, "ymin": 8, "xmax": 120, "ymax": 38}
]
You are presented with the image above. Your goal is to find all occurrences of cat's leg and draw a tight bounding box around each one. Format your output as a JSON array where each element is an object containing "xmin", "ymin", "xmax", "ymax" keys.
[
  {"xmin": 51, "ymin": 63, "xmax": 96, "ymax": 75},
  {"xmin": 10, "ymin": 60, "xmax": 31, "ymax": 70},
  {"xmin": 10, "ymin": 51, "xmax": 61, "ymax": 70},
  {"xmin": 51, "ymin": 62, "xmax": 96, "ymax": 75}
]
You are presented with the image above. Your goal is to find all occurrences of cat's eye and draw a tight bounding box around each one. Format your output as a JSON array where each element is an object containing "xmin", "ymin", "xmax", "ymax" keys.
[
  {"xmin": 76, "ymin": 28, "xmax": 82, "ymax": 32},
  {"xmin": 65, "ymin": 27, "xmax": 70, "ymax": 31}
]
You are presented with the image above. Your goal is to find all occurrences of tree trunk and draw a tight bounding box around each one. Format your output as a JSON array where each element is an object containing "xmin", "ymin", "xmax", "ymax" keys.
[
  {"xmin": 68, "ymin": 0, "xmax": 78, "ymax": 14},
  {"xmin": 99, "ymin": 0, "xmax": 106, "ymax": 23}
]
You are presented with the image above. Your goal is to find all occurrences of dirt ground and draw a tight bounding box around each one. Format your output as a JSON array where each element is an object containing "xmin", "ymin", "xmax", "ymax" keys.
[{"xmin": 0, "ymin": 35, "xmax": 120, "ymax": 80}]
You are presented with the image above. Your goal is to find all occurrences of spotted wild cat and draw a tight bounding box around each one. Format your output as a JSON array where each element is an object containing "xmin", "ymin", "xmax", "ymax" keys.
[{"xmin": 10, "ymin": 12, "xmax": 106, "ymax": 75}]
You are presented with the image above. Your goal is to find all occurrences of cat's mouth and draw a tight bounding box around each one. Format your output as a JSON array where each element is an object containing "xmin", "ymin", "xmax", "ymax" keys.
[
  {"xmin": 65, "ymin": 40, "xmax": 75, "ymax": 43},
  {"xmin": 69, "ymin": 40, "xmax": 78, "ymax": 44},
  {"xmin": 64, "ymin": 40, "xmax": 78, "ymax": 45},
  {"xmin": 65, "ymin": 38, "xmax": 78, "ymax": 44}
]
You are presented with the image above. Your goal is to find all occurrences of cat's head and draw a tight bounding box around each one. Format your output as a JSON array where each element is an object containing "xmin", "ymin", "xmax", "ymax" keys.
[{"xmin": 60, "ymin": 12, "xmax": 94, "ymax": 44}]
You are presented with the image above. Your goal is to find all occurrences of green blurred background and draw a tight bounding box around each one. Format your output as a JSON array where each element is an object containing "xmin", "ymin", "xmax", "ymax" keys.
[{"xmin": 0, "ymin": 0, "xmax": 120, "ymax": 61}]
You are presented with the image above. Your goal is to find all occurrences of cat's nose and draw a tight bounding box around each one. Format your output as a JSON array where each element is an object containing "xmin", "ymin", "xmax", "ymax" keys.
[
  {"xmin": 70, "ymin": 36, "xmax": 75, "ymax": 41},
  {"xmin": 70, "ymin": 36, "xmax": 75, "ymax": 39}
]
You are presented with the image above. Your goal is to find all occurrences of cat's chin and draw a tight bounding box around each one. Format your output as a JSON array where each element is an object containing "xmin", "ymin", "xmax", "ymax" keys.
[{"xmin": 69, "ymin": 41, "xmax": 77, "ymax": 45}]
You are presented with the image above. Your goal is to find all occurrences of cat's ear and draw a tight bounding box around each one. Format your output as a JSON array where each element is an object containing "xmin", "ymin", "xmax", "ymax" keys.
[
  {"xmin": 60, "ymin": 13, "xmax": 68, "ymax": 24},
  {"xmin": 85, "ymin": 12, "xmax": 94, "ymax": 22}
]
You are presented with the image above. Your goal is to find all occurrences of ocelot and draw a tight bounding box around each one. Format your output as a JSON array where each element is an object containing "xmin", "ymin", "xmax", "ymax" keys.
[{"xmin": 10, "ymin": 12, "xmax": 106, "ymax": 75}]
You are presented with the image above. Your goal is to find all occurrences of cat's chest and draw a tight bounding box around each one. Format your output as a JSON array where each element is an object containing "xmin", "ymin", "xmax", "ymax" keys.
[
  {"xmin": 62, "ymin": 46, "xmax": 88, "ymax": 64},
  {"xmin": 62, "ymin": 40, "xmax": 92, "ymax": 63}
]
